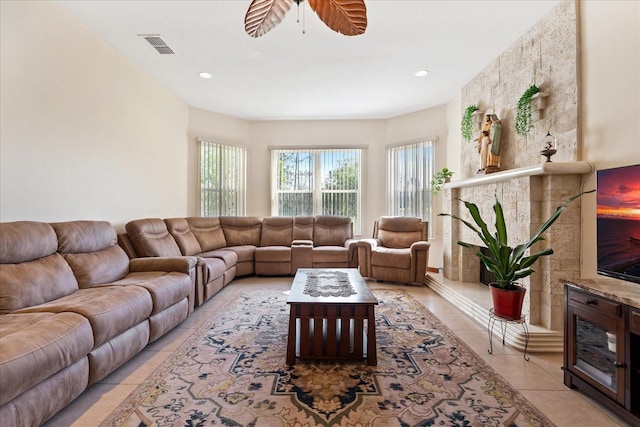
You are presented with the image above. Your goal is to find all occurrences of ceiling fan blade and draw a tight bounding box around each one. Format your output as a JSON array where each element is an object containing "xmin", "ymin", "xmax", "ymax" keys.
[
  {"xmin": 245, "ymin": 0, "xmax": 293, "ymax": 38},
  {"xmin": 308, "ymin": 0, "xmax": 367, "ymax": 36}
]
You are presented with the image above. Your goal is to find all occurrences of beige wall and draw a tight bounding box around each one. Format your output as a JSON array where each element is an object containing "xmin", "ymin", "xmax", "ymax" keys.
[
  {"xmin": 0, "ymin": 0, "xmax": 189, "ymax": 231},
  {"xmin": 579, "ymin": 0, "xmax": 640, "ymax": 277}
]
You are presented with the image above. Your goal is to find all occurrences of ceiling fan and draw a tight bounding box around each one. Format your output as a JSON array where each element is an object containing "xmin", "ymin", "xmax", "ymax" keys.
[{"xmin": 244, "ymin": 0, "xmax": 367, "ymax": 38}]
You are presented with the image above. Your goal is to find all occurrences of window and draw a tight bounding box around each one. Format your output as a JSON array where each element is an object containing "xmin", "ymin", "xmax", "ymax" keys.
[
  {"xmin": 199, "ymin": 139, "xmax": 246, "ymax": 216},
  {"xmin": 387, "ymin": 138, "xmax": 435, "ymax": 223},
  {"xmin": 271, "ymin": 148, "xmax": 363, "ymax": 234}
]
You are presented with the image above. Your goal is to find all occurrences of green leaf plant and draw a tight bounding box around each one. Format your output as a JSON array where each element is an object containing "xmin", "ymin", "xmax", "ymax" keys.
[
  {"xmin": 461, "ymin": 105, "xmax": 479, "ymax": 143},
  {"xmin": 431, "ymin": 167, "xmax": 454, "ymax": 195},
  {"xmin": 438, "ymin": 189, "xmax": 594, "ymax": 289},
  {"xmin": 515, "ymin": 84, "xmax": 540, "ymax": 138}
]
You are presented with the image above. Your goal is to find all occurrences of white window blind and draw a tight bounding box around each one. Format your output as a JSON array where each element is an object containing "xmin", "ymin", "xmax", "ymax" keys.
[
  {"xmin": 199, "ymin": 139, "xmax": 246, "ymax": 216},
  {"xmin": 387, "ymin": 139, "xmax": 435, "ymax": 224},
  {"xmin": 271, "ymin": 148, "xmax": 362, "ymax": 234}
]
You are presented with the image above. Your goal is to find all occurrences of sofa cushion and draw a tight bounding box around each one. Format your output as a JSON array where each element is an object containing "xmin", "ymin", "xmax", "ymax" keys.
[
  {"xmin": 199, "ymin": 249, "xmax": 238, "ymax": 269},
  {"xmin": 111, "ymin": 271, "xmax": 192, "ymax": 314},
  {"xmin": 371, "ymin": 247, "xmax": 412, "ymax": 269},
  {"xmin": 260, "ymin": 217, "xmax": 293, "ymax": 247},
  {"xmin": 255, "ymin": 246, "xmax": 291, "ymax": 262},
  {"xmin": 376, "ymin": 217, "xmax": 423, "ymax": 249},
  {"xmin": 125, "ymin": 218, "xmax": 182, "ymax": 257},
  {"xmin": 313, "ymin": 216, "xmax": 352, "ymax": 247},
  {"xmin": 52, "ymin": 221, "xmax": 129, "ymax": 287},
  {"xmin": 224, "ymin": 245, "xmax": 255, "ymax": 264},
  {"xmin": 0, "ymin": 356, "xmax": 89, "ymax": 427},
  {"xmin": 312, "ymin": 246, "xmax": 349, "ymax": 264},
  {"xmin": 219, "ymin": 216, "xmax": 262, "ymax": 246},
  {"xmin": 0, "ymin": 253, "xmax": 79, "ymax": 314},
  {"xmin": 0, "ymin": 221, "xmax": 80, "ymax": 313},
  {"xmin": 164, "ymin": 218, "xmax": 202, "ymax": 256},
  {"xmin": 16, "ymin": 286, "xmax": 153, "ymax": 348},
  {"xmin": 0, "ymin": 312, "xmax": 93, "ymax": 406},
  {"xmin": 201, "ymin": 257, "xmax": 227, "ymax": 283},
  {"xmin": 293, "ymin": 216, "xmax": 314, "ymax": 240},
  {"xmin": 185, "ymin": 217, "xmax": 227, "ymax": 252},
  {"xmin": 64, "ymin": 245, "xmax": 130, "ymax": 288},
  {"xmin": 0, "ymin": 221, "xmax": 58, "ymax": 264}
]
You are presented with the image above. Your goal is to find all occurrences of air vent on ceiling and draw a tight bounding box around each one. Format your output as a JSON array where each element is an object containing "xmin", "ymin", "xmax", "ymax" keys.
[{"xmin": 139, "ymin": 34, "xmax": 174, "ymax": 55}]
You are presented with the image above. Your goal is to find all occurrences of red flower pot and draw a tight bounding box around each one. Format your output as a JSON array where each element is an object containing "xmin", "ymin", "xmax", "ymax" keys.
[{"xmin": 489, "ymin": 283, "xmax": 526, "ymax": 320}]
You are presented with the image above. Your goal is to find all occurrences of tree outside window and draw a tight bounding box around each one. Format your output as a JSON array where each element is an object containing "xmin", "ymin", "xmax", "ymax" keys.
[
  {"xmin": 387, "ymin": 139, "xmax": 435, "ymax": 231},
  {"xmin": 200, "ymin": 139, "xmax": 246, "ymax": 216},
  {"xmin": 273, "ymin": 148, "xmax": 362, "ymax": 234}
]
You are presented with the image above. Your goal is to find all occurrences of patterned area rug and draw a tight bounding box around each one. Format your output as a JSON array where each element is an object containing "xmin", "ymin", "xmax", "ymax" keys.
[{"xmin": 102, "ymin": 289, "xmax": 554, "ymax": 426}]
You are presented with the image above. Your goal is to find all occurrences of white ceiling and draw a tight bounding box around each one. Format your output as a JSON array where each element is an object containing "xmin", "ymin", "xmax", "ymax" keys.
[{"xmin": 58, "ymin": 0, "xmax": 560, "ymax": 121}]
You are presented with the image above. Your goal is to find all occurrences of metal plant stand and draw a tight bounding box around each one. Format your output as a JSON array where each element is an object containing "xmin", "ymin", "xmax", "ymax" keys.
[{"xmin": 487, "ymin": 308, "xmax": 530, "ymax": 361}]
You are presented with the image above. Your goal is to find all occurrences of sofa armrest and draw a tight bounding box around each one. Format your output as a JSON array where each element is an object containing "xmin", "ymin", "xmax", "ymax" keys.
[
  {"xmin": 410, "ymin": 241, "xmax": 431, "ymax": 252},
  {"xmin": 356, "ymin": 239, "xmax": 380, "ymax": 277},
  {"xmin": 343, "ymin": 238, "xmax": 357, "ymax": 249},
  {"xmin": 410, "ymin": 241, "xmax": 431, "ymax": 283},
  {"xmin": 292, "ymin": 239, "xmax": 314, "ymax": 247},
  {"xmin": 357, "ymin": 238, "xmax": 380, "ymax": 250},
  {"xmin": 344, "ymin": 238, "xmax": 359, "ymax": 267}
]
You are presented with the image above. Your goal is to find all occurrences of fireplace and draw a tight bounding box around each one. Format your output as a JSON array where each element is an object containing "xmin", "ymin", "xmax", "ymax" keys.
[{"xmin": 441, "ymin": 162, "xmax": 594, "ymax": 331}]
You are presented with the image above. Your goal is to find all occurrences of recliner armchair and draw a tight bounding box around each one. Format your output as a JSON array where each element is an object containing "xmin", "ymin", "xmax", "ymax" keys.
[{"xmin": 357, "ymin": 217, "xmax": 430, "ymax": 285}]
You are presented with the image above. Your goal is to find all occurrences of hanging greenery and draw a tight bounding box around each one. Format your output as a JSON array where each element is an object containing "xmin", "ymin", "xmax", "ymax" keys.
[
  {"xmin": 515, "ymin": 84, "xmax": 540, "ymax": 138},
  {"xmin": 431, "ymin": 167, "xmax": 454, "ymax": 195},
  {"xmin": 461, "ymin": 105, "xmax": 479, "ymax": 143}
]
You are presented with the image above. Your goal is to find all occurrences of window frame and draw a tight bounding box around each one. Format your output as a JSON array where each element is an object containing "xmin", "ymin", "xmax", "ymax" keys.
[
  {"xmin": 198, "ymin": 138, "xmax": 247, "ymax": 217},
  {"xmin": 270, "ymin": 146, "xmax": 365, "ymax": 234},
  {"xmin": 386, "ymin": 137, "xmax": 437, "ymax": 231}
]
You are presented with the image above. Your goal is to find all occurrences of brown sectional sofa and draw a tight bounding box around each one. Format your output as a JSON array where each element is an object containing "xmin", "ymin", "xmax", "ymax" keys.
[
  {"xmin": 122, "ymin": 215, "xmax": 358, "ymax": 307},
  {"xmin": 0, "ymin": 215, "xmax": 358, "ymax": 426},
  {"xmin": 0, "ymin": 220, "xmax": 197, "ymax": 427}
]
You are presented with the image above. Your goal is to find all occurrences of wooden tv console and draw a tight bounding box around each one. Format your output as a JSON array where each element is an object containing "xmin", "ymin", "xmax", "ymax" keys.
[{"xmin": 563, "ymin": 279, "xmax": 640, "ymax": 425}]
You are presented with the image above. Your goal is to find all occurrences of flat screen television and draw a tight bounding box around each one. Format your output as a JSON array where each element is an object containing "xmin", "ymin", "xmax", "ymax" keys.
[{"xmin": 596, "ymin": 163, "xmax": 640, "ymax": 284}]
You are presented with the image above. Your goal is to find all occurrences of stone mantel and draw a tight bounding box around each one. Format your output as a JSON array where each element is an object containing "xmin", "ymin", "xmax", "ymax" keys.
[
  {"xmin": 441, "ymin": 161, "xmax": 595, "ymax": 332},
  {"xmin": 445, "ymin": 161, "xmax": 595, "ymax": 190}
]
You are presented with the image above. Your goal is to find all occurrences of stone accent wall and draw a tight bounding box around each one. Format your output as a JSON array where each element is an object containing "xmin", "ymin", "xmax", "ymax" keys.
[{"xmin": 461, "ymin": 0, "xmax": 578, "ymax": 178}]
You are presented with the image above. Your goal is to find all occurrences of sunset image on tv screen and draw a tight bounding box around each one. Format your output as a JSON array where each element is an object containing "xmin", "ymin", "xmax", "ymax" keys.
[
  {"xmin": 597, "ymin": 166, "xmax": 640, "ymax": 220},
  {"xmin": 596, "ymin": 164, "xmax": 640, "ymax": 282}
]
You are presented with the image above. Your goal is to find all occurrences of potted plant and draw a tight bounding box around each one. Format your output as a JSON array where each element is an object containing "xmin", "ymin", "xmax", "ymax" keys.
[
  {"xmin": 461, "ymin": 104, "xmax": 479, "ymax": 143},
  {"xmin": 515, "ymin": 84, "xmax": 540, "ymax": 138},
  {"xmin": 439, "ymin": 189, "xmax": 593, "ymax": 320},
  {"xmin": 431, "ymin": 167, "xmax": 454, "ymax": 195}
]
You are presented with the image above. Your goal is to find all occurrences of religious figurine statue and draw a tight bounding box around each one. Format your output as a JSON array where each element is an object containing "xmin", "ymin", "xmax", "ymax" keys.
[{"xmin": 476, "ymin": 114, "xmax": 502, "ymax": 174}]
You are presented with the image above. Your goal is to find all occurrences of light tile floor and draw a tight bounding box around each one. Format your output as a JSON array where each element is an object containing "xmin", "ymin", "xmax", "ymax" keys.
[{"xmin": 44, "ymin": 276, "xmax": 631, "ymax": 426}]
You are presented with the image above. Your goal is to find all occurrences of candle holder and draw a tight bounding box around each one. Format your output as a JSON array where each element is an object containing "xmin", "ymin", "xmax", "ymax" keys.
[{"xmin": 541, "ymin": 131, "xmax": 557, "ymax": 162}]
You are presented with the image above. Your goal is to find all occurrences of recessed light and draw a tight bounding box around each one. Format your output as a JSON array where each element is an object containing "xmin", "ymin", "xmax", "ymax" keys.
[
  {"xmin": 199, "ymin": 72, "xmax": 213, "ymax": 79},
  {"xmin": 415, "ymin": 70, "xmax": 429, "ymax": 77}
]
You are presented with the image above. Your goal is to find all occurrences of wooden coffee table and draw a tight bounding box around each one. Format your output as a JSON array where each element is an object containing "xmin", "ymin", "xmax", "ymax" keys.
[{"xmin": 286, "ymin": 268, "xmax": 378, "ymax": 365}]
